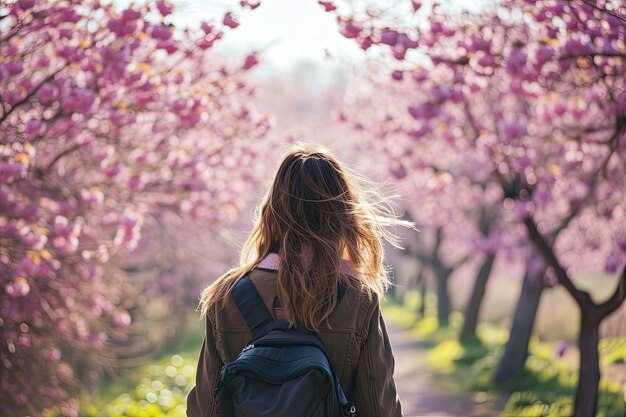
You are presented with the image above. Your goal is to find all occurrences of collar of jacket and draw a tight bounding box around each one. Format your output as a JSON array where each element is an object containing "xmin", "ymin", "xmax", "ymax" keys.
[{"xmin": 257, "ymin": 252, "xmax": 358, "ymax": 278}]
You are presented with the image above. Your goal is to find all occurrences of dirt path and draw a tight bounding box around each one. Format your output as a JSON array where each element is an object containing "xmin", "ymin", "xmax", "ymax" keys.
[{"xmin": 388, "ymin": 323, "xmax": 507, "ymax": 417}]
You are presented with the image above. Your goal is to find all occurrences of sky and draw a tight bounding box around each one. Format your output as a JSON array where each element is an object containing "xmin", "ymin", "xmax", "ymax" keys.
[{"xmin": 172, "ymin": 0, "xmax": 365, "ymax": 72}]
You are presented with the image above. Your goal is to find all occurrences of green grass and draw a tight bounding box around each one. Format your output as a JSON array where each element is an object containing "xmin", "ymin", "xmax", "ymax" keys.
[
  {"xmin": 383, "ymin": 296, "xmax": 626, "ymax": 417},
  {"xmin": 49, "ymin": 294, "xmax": 625, "ymax": 417},
  {"xmin": 80, "ymin": 353, "xmax": 197, "ymax": 417},
  {"xmin": 44, "ymin": 329, "xmax": 204, "ymax": 417}
]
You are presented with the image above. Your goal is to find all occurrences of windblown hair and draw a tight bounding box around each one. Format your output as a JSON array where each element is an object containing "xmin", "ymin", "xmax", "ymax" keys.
[{"xmin": 200, "ymin": 144, "xmax": 411, "ymax": 331}]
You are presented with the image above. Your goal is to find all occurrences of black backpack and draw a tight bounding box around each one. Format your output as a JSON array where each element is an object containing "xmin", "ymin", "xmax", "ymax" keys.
[{"xmin": 214, "ymin": 275, "xmax": 356, "ymax": 417}]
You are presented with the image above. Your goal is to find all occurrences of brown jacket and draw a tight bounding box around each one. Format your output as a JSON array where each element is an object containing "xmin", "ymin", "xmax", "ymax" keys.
[{"xmin": 186, "ymin": 268, "xmax": 403, "ymax": 417}]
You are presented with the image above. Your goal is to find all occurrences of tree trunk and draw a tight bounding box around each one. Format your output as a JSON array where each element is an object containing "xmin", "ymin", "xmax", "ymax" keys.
[
  {"xmin": 495, "ymin": 267, "xmax": 545, "ymax": 383},
  {"xmin": 573, "ymin": 304, "xmax": 600, "ymax": 417},
  {"xmin": 460, "ymin": 252, "xmax": 497, "ymax": 342},
  {"xmin": 435, "ymin": 264, "xmax": 451, "ymax": 326},
  {"xmin": 412, "ymin": 267, "xmax": 427, "ymax": 318},
  {"xmin": 523, "ymin": 217, "xmax": 626, "ymax": 417},
  {"xmin": 388, "ymin": 263, "xmax": 398, "ymax": 300},
  {"xmin": 418, "ymin": 267, "xmax": 427, "ymax": 318}
]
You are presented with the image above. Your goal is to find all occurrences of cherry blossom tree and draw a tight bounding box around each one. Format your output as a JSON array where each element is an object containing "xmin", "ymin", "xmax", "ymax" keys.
[
  {"xmin": 335, "ymin": 74, "xmax": 517, "ymax": 335},
  {"xmin": 323, "ymin": 1, "xmax": 626, "ymax": 415},
  {"xmin": 0, "ymin": 0, "xmax": 270, "ymax": 414}
]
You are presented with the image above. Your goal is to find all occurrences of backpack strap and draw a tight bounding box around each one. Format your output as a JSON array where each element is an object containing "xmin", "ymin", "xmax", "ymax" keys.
[
  {"xmin": 337, "ymin": 282, "xmax": 346, "ymax": 303},
  {"xmin": 232, "ymin": 275, "xmax": 348, "ymax": 338},
  {"xmin": 231, "ymin": 275, "xmax": 273, "ymax": 338}
]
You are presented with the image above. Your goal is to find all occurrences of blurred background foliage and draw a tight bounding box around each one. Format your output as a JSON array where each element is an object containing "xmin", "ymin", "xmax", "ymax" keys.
[{"xmin": 2, "ymin": 0, "xmax": 625, "ymax": 416}]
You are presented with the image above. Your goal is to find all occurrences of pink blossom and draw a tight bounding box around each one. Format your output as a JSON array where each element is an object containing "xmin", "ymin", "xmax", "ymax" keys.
[
  {"xmin": 240, "ymin": 0, "xmax": 261, "ymax": 9},
  {"xmin": 149, "ymin": 24, "xmax": 172, "ymax": 41},
  {"xmin": 17, "ymin": 0, "xmax": 36, "ymax": 10},
  {"xmin": 339, "ymin": 21, "xmax": 362, "ymax": 39},
  {"xmin": 469, "ymin": 34, "xmax": 491, "ymax": 52},
  {"xmin": 156, "ymin": 0, "xmax": 174, "ymax": 16},
  {"xmin": 223, "ymin": 12, "xmax": 239, "ymax": 29},
  {"xmin": 36, "ymin": 55, "xmax": 50, "ymax": 68},
  {"xmin": 412, "ymin": 70, "xmax": 428, "ymax": 83},
  {"xmin": 114, "ymin": 311, "xmax": 132, "ymax": 326},
  {"xmin": 408, "ymin": 103, "xmax": 439, "ymax": 119},
  {"xmin": 429, "ymin": 21, "xmax": 454, "ymax": 37},
  {"xmin": 21, "ymin": 232, "xmax": 47, "ymax": 250},
  {"xmin": 156, "ymin": 39, "xmax": 178, "ymax": 54},
  {"xmin": 14, "ymin": 259, "xmax": 39, "ymax": 278},
  {"xmin": 389, "ymin": 160, "xmax": 407, "ymax": 179},
  {"xmin": 198, "ymin": 38, "xmax": 216, "ymax": 50},
  {"xmin": 358, "ymin": 36, "xmax": 373, "ymax": 50},
  {"xmin": 605, "ymin": 250, "xmax": 624, "ymax": 274},
  {"xmin": 25, "ymin": 119, "xmax": 46, "ymax": 136},
  {"xmin": 398, "ymin": 33, "xmax": 418, "ymax": 49},
  {"xmin": 407, "ymin": 124, "xmax": 432, "ymax": 139},
  {"xmin": 53, "ymin": 217, "xmax": 75, "ymax": 238},
  {"xmin": 128, "ymin": 176, "xmax": 142, "ymax": 190},
  {"xmin": 58, "ymin": 28, "xmax": 73, "ymax": 40},
  {"xmin": 392, "ymin": 44, "xmax": 407, "ymax": 60},
  {"xmin": 318, "ymin": 1, "xmax": 336, "ymax": 12},
  {"xmin": 379, "ymin": 29, "xmax": 398, "ymax": 46},
  {"xmin": 430, "ymin": 85, "xmax": 462, "ymax": 103},
  {"xmin": 562, "ymin": 38, "xmax": 594, "ymax": 56},
  {"xmin": 171, "ymin": 98, "xmax": 187, "ymax": 112},
  {"xmin": 513, "ymin": 201, "xmax": 535, "ymax": 219},
  {"xmin": 477, "ymin": 54, "xmax": 497, "ymax": 68},
  {"xmin": 391, "ymin": 70, "xmax": 403, "ymax": 81},
  {"xmin": 121, "ymin": 9, "xmax": 141, "ymax": 22},
  {"xmin": 5, "ymin": 61, "xmax": 23, "ymax": 76},
  {"xmin": 62, "ymin": 87, "xmax": 96, "ymax": 115},
  {"xmin": 502, "ymin": 120, "xmax": 526, "ymax": 140},
  {"xmin": 506, "ymin": 47, "xmax": 527, "ymax": 77},
  {"xmin": 102, "ymin": 163, "xmax": 122, "ymax": 178},
  {"xmin": 565, "ymin": 17, "xmax": 579, "ymax": 32},
  {"xmin": 0, "ymin": 161, "xmax": 26, "ymax": 181},
  {"xmin": 18, "ymin": 334, "xmax": 31, "ymax": 347},
  {"xmin": 200, "ymin": 22, "xmax": 213, "ymax": 35},
  {"xmin": 53, "ymin": 235, "xmax": 79, "ymax": 254},
  {"xmin": 107, "ymin": 17, "xmax": 138, "ymax": 36},
  {"xmin": 58, "ymin": 8, "xmax": 81, "ymax": 24},
  {"xmin": 242, "ymin": 53, "xmax": 259, "ymax": 70},
  {"xmin": 546, "ymin": 27, "xmax": 558, "ymax": 39},
  {"xmin": 534, "ymin": 44, "xmax": 555, "ymax": 67},
  {"xmin": 5, "ymin": 278, "xmax": 30, "ymax": 298}
]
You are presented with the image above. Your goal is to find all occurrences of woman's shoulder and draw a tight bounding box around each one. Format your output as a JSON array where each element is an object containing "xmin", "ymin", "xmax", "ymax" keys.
[
  {"xmin": 326, "ymin": 279, "xmax": 380, "ymax": 332},
  {"xmin": 247, "ymin": 267, "xmax": 279, "ymax": 294}
]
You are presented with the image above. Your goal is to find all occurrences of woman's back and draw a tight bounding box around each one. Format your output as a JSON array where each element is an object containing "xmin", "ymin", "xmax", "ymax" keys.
[
  {"xmin": 188, "ymin": 267, "xmax": 403, "ymax": 417},
  {"xmin": 186, "ymin": 145, "xmax": 409, "ymax": 417}
]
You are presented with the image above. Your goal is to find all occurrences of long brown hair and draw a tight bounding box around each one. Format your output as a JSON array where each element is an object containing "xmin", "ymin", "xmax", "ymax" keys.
[{"xmin": 200, "ymin": 144, "xmax": 411, "ymax": 331}]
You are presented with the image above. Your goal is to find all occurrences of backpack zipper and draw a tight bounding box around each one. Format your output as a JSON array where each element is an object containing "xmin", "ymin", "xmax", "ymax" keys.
[
  {"xmin": 223, "ymin": 361, "xmax": 333, "ymax": 385},
  {"xmin": 239, "ymin": 343, "xmax": 254, "ymax": 355}
]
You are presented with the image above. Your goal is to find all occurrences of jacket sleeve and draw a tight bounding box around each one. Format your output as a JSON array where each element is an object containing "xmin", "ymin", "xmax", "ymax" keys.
[
  {"xmin": 186, "ymin": 313, "xmax": 223, "ymax": 417},
  {"xmin": 354, "ymin": 299, "xmax": 403, "ymax": 417}
]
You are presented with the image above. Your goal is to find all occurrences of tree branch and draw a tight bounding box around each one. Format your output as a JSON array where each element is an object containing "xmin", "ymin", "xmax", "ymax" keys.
[
  {"xmin": 0, "ymin": 65, "xmax": 67, "ymax": 125},
  {"xmin": 597, "ymin": 267, "xmax": 626, "ymax": 320},
  {"xmin": 523, "ymin": 216, "xmax": 587, "ymax": 307},
  {"xmin": 451, "ymin": 253, "xmax": 471, "ymax": 270},
  {"xmin": 559, "ymin": 52, "xmax": 626, "ymax": 61},
  {"xmin": 44, "ymin": 143, "xmax": 83, "ymax": 172},
  {"xmin": 581, "ymin": 0, "xmax": 626, "ymax": 22}
]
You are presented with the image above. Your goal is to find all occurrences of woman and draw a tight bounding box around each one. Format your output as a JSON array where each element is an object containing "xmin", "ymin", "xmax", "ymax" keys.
[{"xmin": 187, "ymin": 145, "xmax": 408, "ymax": 417}]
